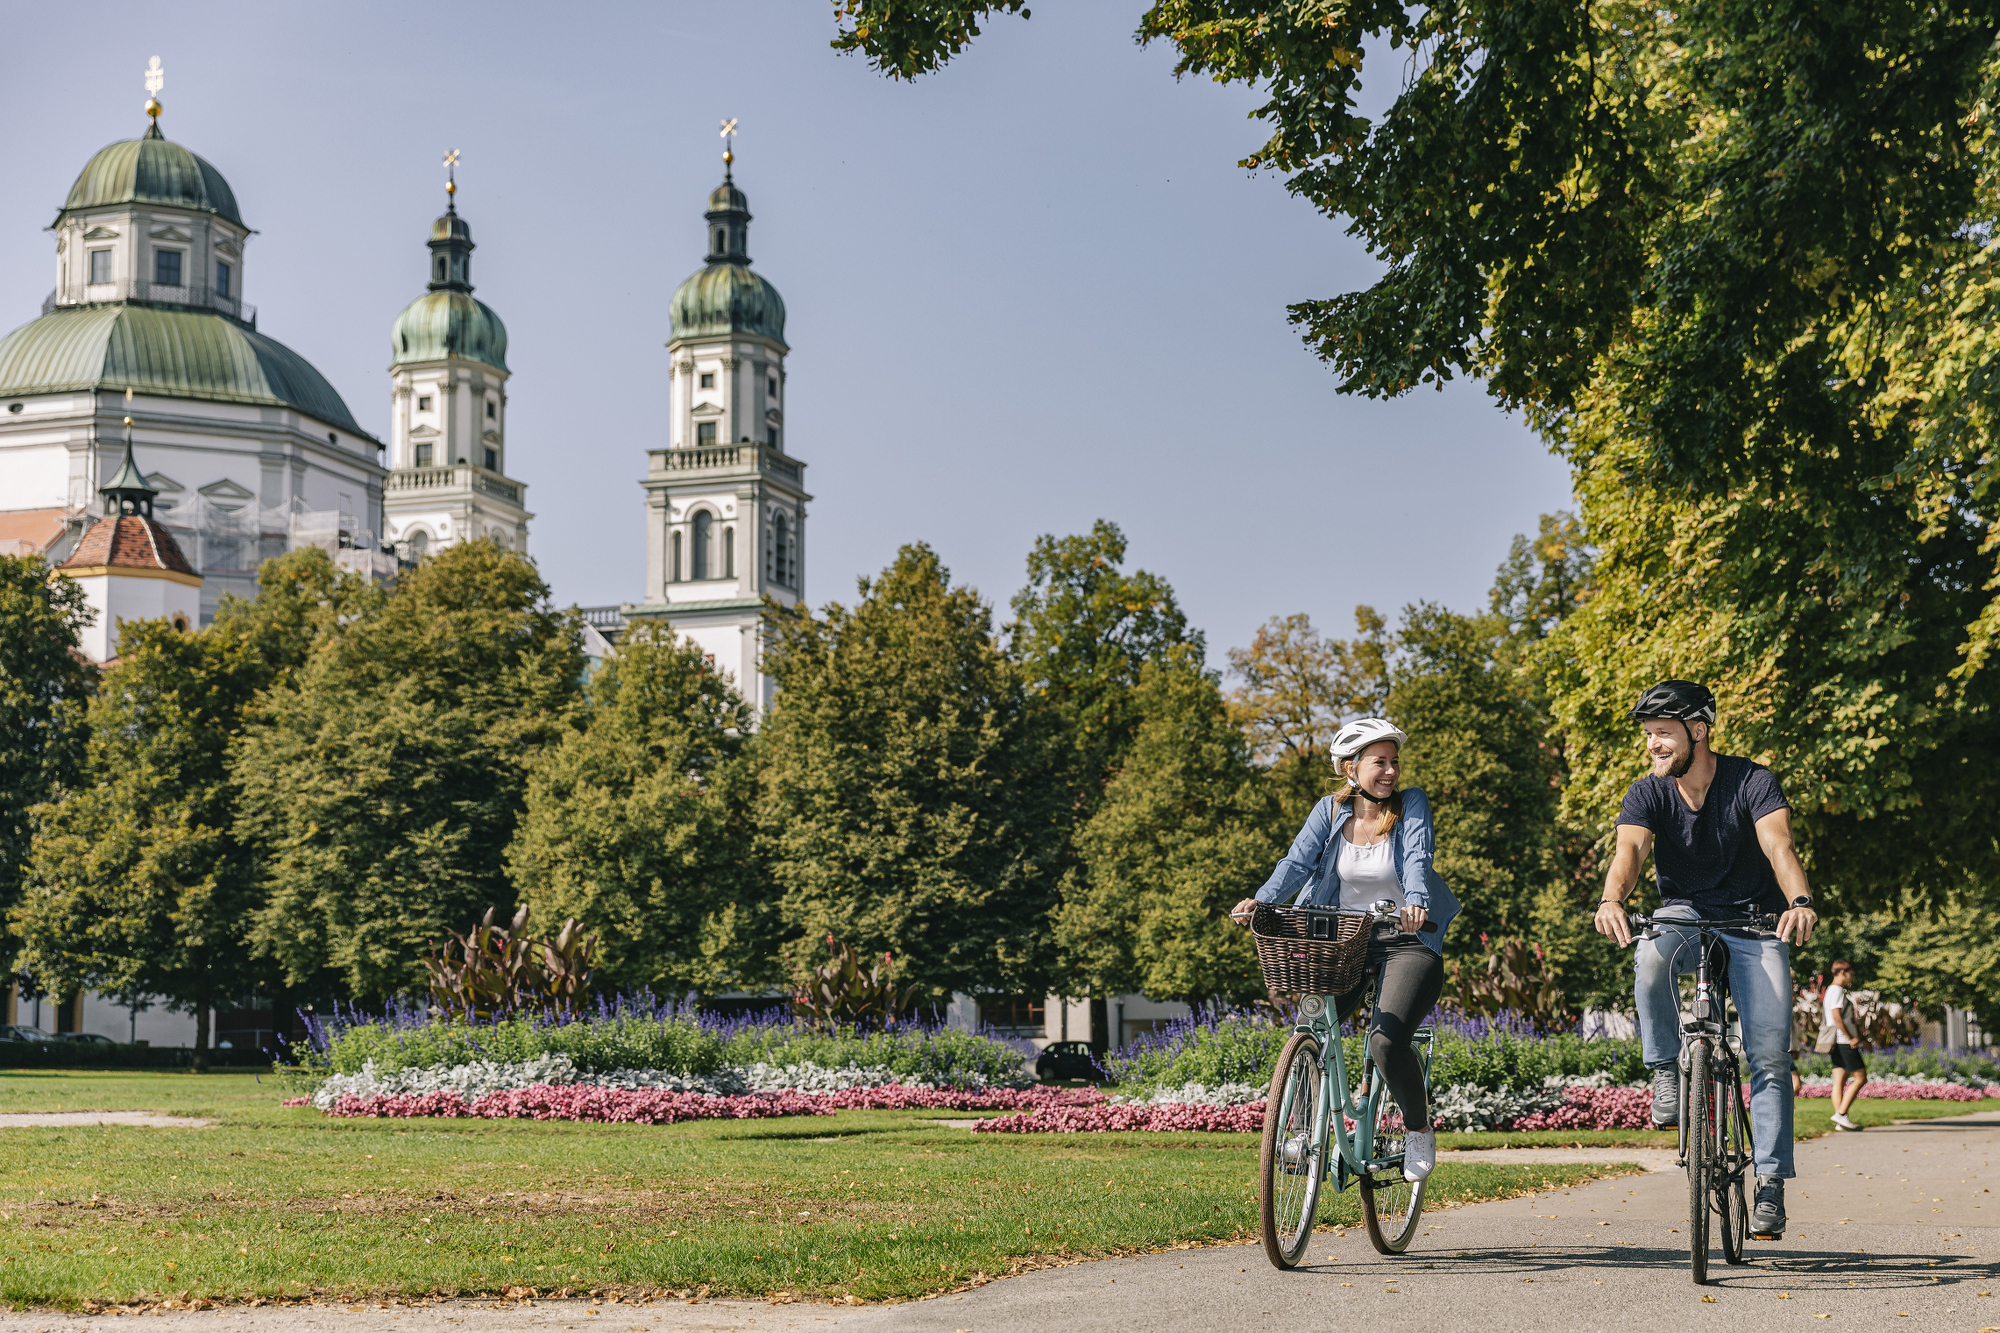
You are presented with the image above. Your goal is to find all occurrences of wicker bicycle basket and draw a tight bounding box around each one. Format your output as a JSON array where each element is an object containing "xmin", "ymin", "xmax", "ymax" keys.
[{"xmin": 1251, "ymin": 904, "xmax": 1371, "ymax": 996}]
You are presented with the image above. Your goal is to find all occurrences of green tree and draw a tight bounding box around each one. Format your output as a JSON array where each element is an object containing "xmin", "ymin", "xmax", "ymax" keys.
[
  {"xmin": 1055, "ymin": 646, "xmax": 1281, "ymax": 1004},
  {"xmin": 758, "ymin": 544, "xmax": 1063, "ymax": 999},
  {"xmin": 13, "ymin": 548, "xmax": 353, "ymax": 1057},
  {"xmin": 509, "ymin": 621, "xmax": 764, "ymax": 996},
  {"xmin": 0, "ymin": 553, "xmax": 95, "ymax": 962},
  {"xmin": 1225, "ymin": 607, "xmax": 1388, "ymax": 820},
  {"xmin": 235, "ymin": 540, "xmax": 583, "ymax": 999},
  {"xmin": 835, "ymin": 1, "xmax": 2000, "ymax": 975},
  {"xmin": 1007, "ymin": 519, "xmax": 1200, "ymax": 806}
]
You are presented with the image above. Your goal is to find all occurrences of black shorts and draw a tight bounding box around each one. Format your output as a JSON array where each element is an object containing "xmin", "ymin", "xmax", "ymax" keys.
[{"xmin": 1828, "ymin": 1044, "xmax": 1866, "ymax": 1073}]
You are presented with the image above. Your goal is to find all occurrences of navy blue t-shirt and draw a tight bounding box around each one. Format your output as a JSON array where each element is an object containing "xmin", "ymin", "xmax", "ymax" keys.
[{"xmin": 1616, "ymin": 754, "xmax": 1791, "ymax": 916}]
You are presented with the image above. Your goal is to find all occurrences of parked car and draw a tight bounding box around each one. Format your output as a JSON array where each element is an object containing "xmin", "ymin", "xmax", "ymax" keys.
[
  {"xmin": 0, "ymin": 1025, "xmax": 58, "ymax": 1044},
  {"xmin": 1035, "ymin": 1040, "xmax": 1104, "ymax": 1084},
  {"xmin": 55, "ymin": 1033, "xmax": 119, "ymax": 1047}
]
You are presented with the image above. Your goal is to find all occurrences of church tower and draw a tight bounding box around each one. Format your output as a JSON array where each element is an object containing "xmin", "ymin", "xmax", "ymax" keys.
[
  {"xmin": 380, "ymin": 161, "xmax": 531, "ymax": 559},
  {"xmin": 625, "ymin": 140, "xmax": 810, "ymax": 713}
]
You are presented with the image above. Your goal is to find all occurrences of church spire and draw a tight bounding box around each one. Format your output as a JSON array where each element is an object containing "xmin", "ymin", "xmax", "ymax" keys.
[
  {"xmin": 705, "ymin": 122, "xmax": 752, "ymax": 265},
  {"xmin": 427, "ymin": 150, "xmax": 475, "ymax": 292},
  {"xmin": 143, "ymin": 56, "xmax": 165, "ymax": 140},
  {"xmin": 102, "ymin": 395, "xmax": 158, "ymax": 518}
]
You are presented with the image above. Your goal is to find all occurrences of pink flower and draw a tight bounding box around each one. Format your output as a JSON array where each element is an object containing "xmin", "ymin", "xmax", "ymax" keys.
[
  {"xmin": 1508, "ymin": 1086, "xmax": 1655, "ymax": 1132},
  {"xmin": 318, "ymin": 1082, "xmax": 1110, "ymax": 1124},
  {"xmin": 973, "ymin": 1102, "xmax": 1267, "ymax": 1134}
]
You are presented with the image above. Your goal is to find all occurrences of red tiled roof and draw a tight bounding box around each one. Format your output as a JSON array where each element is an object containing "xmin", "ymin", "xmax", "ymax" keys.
[
  {"xmin": 0, "ymin": 507, "xmax": 68, "ymax": 554},
  {"xmin": 59, "ymin": 515, "xmax": 197, "ymax": 576}
]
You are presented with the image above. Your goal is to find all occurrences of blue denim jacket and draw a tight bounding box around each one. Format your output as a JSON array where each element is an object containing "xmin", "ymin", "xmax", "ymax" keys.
[{"xmin": 1252, "ymin": 787, "xmax": 1462, "ymax": 958}]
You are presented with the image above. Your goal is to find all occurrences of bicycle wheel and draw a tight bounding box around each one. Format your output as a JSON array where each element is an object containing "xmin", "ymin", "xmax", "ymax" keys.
[
  {"xmin": 1259, "ymin": 1032, "xmax": 1326, "ymax": 1270},
  {"xmin": 1360, "ymin": 1056, "xmax": 1427, "ymax": 1255},
  {"xmin": 1719, "ymin": 1060, "xmax": 1751, "ymax": 1263},
  {"xmin": 1685, "ymin": 1041, "xmax": 1711, "ymax": 1285}
]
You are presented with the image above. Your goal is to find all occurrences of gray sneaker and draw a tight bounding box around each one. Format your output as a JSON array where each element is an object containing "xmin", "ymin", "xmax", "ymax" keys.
[
  {"xmin": 1651, "ymin": 1067, "xmax": 1680, "ymax": 1128},
  {"xmin": 1751, "ymin": 1175, "xmax": 1786, "ymax": 1239}
]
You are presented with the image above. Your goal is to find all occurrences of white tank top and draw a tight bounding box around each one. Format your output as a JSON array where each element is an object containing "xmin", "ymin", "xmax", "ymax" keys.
[{"xmin": 1335, "ymin": 831, "xmax": 1399, "ymax": 913}]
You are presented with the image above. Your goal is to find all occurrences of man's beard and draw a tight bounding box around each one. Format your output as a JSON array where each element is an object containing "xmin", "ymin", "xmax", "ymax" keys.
[{"xmin": 1664, "ymin": 748, "xmax": 1694, "ymax": 779}]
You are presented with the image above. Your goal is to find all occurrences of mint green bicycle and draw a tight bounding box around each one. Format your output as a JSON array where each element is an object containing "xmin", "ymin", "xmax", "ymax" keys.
[{"xmin": 1252, "ymin": 900, "xmax": 1437, "ymax": 1267}]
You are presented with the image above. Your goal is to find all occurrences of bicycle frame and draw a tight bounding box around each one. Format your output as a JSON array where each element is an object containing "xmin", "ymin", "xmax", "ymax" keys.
[{"xmin": 1276, "ymin": 993, "xmax": 1436, "ymax": 1188}]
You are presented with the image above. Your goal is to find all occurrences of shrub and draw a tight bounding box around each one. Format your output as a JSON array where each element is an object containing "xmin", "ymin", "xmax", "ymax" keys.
[
  {"xmin": 295, "ymin": 993, "xmax": 1033, "ymax": 1088},
  {"xmin": 1101, "ymin": 1005, "xmax": 1648, "ymax": 1098},
  {"xmin": 1792, "ymin": 1041, "xmax": 2000, "ymax": 1087}
]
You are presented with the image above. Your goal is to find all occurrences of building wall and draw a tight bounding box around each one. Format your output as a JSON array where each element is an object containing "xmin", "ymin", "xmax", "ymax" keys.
[
  {"xmin": 0, "ymin": 388, "xmax": 386, "ymax": 621},
  {"xmin": 69, "ymin": 566, "xmax": 201, "ymax": 662},
  {"xmin": 942, "ymin": 991, "xmax": 1193, "ymax": 1054}
]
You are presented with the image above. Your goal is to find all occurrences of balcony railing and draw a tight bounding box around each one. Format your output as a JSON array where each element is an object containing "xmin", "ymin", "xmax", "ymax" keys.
[
  {"xmin": 662, "ymin": 442, "xmax": 802, "ymax": 482},
  {"xmin": 43, "ymin": 281, "xmax": 256, "ymax": 327},
  {"xmin": 575, "ymin": 605, "xmax": 627, "ymax": 632},
  {"xmin": 386, "ymin": 463, "xmax": 524, "ymax": 506}
]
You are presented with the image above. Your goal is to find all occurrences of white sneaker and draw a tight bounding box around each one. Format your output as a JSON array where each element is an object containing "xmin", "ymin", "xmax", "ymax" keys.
[
  {"xmin": 1403, "ymin": 1128, "xmax": 1437, "ymax": 1183},
  {"xmin": 1833, "ymin": 1112, "xmax": 1863, "ymax": 1131}
]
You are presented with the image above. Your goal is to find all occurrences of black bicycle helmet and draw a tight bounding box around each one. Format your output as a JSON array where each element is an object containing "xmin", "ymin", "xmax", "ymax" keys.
[{"xmin": 1628, "ymin": 679, "xmax": 1717, "ymax": 725}]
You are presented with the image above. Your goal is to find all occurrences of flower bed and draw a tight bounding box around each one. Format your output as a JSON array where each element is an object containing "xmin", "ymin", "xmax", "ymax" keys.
[
  {"xmin": 974, "ymin": 1101, "xmax": 1267, "ymax": 1134},
  {"xmin": 1799, "ymin": 1080, "xmax": 2000, "ymax": 1101},
  {"xmin": 1507, "ymin": 1084, "xmax": 1656, "ymax": 1131},
  {"xmin": 313, "ymin": 1082, "xmax": 1105, "ymax": 1124}
]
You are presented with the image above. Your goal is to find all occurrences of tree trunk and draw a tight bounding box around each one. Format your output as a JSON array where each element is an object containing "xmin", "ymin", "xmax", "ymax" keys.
[{"xmin": 193, "ymin": 1004, "xmax": 210, "ymax": 1074}]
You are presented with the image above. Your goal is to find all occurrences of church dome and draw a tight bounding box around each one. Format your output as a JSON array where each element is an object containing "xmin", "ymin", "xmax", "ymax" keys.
[
  {"xmin": 391, "ymin": 290, "xmax": 508, "ymax": 371},
  {"xmin": 670, "ymin": 263, "xmax": 787, "ymax": 345},
  {"xmin": 0, "ymin": 303, "xmax": 365, "ymax": 435},
  {"xmin": 431, "ymin": 210, "xmax": 473, "ymax": 245},
  {"xmin": 708, "ymin": 180, "xmax": 749, "ymax": 214},
  {"xmin": 61, "ymin": 128, "xmax": 243, "ymax": 226}
]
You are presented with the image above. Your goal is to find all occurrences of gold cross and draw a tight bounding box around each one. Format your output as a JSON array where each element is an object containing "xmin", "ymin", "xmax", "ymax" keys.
[
  {"xmin": 719, "ymin": 118, "xmax": 738, "ymax": 140},
  {"xmin": 144, "ymin": 56, "xmax": 163, "ymax": 96}
]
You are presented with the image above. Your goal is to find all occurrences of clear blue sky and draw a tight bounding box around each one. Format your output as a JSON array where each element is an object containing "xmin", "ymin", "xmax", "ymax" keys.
[{"xmin": 0, "ymin": 1, "xmax": 1574, "ymax": 663}]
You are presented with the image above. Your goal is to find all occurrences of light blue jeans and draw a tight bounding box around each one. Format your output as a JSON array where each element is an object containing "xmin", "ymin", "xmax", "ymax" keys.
[{"xmin": 1635, "ymin": 905, "xmax": 1795, "ymax": 1178}]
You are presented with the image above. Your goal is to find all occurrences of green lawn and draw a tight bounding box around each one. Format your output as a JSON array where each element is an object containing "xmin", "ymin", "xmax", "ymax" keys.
[{"xmin": 0, "ymin": 1071, "xmax": 1633, "ymax": 1309}]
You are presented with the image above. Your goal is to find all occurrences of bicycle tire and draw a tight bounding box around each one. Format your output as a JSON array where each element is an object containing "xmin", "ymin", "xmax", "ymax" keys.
[
  {"xmin": 1686, "ymin": 1041, "xmax": 1711, "ymax": 1285},
  {"xmin": 1360, "ymin": 1047, "xmax": 1428, "ymax": 1254},
  {"xmin": 1714, "ymin": 1054, "xmax": 1744, "ymax": 1264},
  {"xmin": 1259, "ymin": 1032, "xmax": 1326, "ymax": 1270},
  {"xmin": 1722, "ymin": 1060, "xmax": 1751, "ymax": 1263}
]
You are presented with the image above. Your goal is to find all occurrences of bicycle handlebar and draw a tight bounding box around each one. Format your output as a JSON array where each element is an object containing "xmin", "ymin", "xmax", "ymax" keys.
[{"xmin": 1626, "ymin": 911, "xmax": 1780, "ymax": 932}]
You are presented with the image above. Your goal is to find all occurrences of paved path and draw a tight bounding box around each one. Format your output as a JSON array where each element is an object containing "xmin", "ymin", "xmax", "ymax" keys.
[
  {"xmin": 0, "ymin": 1112, "xmax": 215, "ymax": 1129},
  {"xmin": 0, "ymin": 1114, "xmax": 1991, "ymax": 1333}
]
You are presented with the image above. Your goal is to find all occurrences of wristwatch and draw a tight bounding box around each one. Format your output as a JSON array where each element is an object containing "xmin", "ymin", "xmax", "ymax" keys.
[{"xmin": 1790, "ymin": 895, "xmax": 1814, "ymax": 909}]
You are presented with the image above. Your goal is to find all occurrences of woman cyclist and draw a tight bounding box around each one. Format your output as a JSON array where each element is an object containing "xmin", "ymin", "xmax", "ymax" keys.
[{"xmin": 1232, "ymin": 718, "xmax": 1462, "ymax": 1182}]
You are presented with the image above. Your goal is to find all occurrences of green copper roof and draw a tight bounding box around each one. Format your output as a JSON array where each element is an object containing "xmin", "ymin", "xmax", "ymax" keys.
[
  {"xmin": 670, "ymin": 264, "xmax": 786, "ymax": 345},
  {"xmin": 0, "ymin": 303, "xmax": 366, "ymax": 436},
  {"xmin": 62, "ymin": 128, "xmax": 243, "ymax": 227},
  {"xmin": 391, "ymin": 290, "xmax": 508, "ymax": 370}
]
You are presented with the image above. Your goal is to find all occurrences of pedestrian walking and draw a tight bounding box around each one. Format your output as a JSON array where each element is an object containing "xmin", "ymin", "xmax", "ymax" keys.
[{"xmin": 1819, "ymin": 960, "xmax": 1866, "ymax": 1130}]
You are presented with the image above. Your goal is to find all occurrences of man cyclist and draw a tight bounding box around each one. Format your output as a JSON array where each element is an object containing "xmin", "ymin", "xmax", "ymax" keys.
[{"xmin": 1594, "ymin": 681, "xmax": 1819, "ymax": 1240}]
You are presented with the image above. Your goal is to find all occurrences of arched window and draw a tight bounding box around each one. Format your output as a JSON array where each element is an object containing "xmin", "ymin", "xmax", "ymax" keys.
[
  {"xmin": 670, "ymin": 530, "xmax": 682, "ymax": 583},
  {"xmin": 723, "ymin": 526, "xmax": 735, "ymax": 578},
  {"xmin": 714, "ymin": 228, "xmax": 725, "ymax": 252},
  {"xmin": 409, "ymin": 530, "xmax": 430, "ymax": 561},
  {"xmin": 434, "ymin": 256, "xmax": 447, "ymax": 282},
  {"xmin": 692, "ymin": 510, "xmax": 712, "ymax": 580},
  {"xmin": 772, "ymin": 512, "xmax": 790, "ymax": 586}
]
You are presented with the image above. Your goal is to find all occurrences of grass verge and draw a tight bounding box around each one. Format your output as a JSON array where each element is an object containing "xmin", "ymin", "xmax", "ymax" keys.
[{"xmin": 0, "ymin": 1072, "xmax": 1636, "ymax": 1309}]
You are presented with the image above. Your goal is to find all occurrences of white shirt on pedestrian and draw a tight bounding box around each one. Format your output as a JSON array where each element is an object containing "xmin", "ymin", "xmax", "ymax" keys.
[{"xmin": 1824, "ymin": 983, "xmax": 1853, "ymax": 1044}]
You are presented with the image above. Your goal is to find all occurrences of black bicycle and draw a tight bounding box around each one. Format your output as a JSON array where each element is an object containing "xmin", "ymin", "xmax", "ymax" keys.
[{"xmin": 1628, "ymin": 910, "xmax": 1776, "ymax": 1286}]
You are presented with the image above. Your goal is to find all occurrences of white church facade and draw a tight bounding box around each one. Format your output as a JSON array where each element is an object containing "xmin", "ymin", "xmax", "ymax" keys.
[{"xmin": 616, "ymin": 157, "xmax": 810, "ymax": 714}]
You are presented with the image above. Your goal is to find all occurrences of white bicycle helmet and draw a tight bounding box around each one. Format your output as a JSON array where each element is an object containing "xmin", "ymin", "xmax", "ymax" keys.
[{"xmin": 1330, "ymin": 716, "xmax": 1408, "ymax": 763}]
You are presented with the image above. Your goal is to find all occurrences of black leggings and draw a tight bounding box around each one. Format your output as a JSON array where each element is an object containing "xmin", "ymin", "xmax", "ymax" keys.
[{"xmin": 1333, "ymin": 932, "xmax": 1445, "ymax": 1132}]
